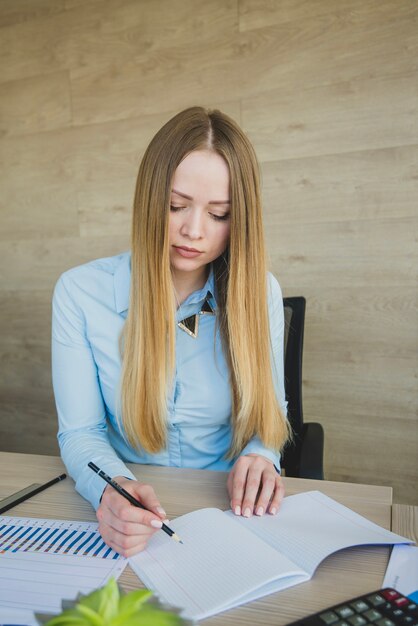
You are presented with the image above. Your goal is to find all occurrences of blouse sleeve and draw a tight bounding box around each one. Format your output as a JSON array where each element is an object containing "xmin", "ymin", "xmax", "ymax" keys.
[
  {"xmin": 52, "ymin": 272, "xmax": 136, "ymax": 510},
  {"xmin": 239, "ymin": 272, "xmax": 288, "ymax": 472}
]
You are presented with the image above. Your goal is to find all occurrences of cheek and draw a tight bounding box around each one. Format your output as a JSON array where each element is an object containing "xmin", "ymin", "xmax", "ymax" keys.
[
  {"xmin": 216, "ymin": 223, "xmax": 231, "ymax": 252},
  {"xmin": 168, "ymin": 215, "xmax": 177, "ymax": 241}
]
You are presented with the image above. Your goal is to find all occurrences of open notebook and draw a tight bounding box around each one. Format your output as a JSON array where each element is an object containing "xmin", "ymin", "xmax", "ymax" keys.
[{"xmin": 129, "ymin": 491, "xmax": 412, "ymax": 621}]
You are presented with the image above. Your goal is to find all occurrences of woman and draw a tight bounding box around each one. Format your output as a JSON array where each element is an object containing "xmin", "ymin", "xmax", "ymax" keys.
[{"xmin": 52, "ymin": 106, "xmax": 290, "ymax": 556}]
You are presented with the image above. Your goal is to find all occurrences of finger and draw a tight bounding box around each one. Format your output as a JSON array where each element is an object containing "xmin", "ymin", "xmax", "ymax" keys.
[
  {"xmin": 241, "ymin": 465, "xmax": 263, "ymax": 518},
  {"xmin": 98, "ymin": 523, "xmax": 153, "ymax": 557},
  {"xmin": 230, "ymin": 459, "xmax": 250, "ymax": 516},
  {"xmin": 101, "ymin": 479, "xmax": 166, "ymax": 522},
  {"xmin": 106, "ymin": 479, "xmax": 166, "ymax": 519},
  {"xmin": 98, "ymin": 496, "xmax": 164, "ymax": 532},
  {"xmin": 131, "ymin": 482, "xmax": 166, "ymax": 518},
  {"xmin": 253, "ymin": 470, "xmax": 277, "ymax": 516},
  {"xmin": 107, "ymin": 523, "xmax": 156, "ymax": 547},
  {"xmin": 267, "ymin": 476, "xmax": 285, "ymax": 515}
]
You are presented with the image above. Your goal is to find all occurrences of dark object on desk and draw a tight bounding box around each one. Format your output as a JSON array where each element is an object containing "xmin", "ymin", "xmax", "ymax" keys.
[
  {"xmin": 282, "ymin": 588, "xmax": 418, "ymax": 626},
  {"xmin": 0, "ymin": 473, "xmax": 66, "ymax": 514},
  {"xmin": 281, "ymin": 296, "xmax": 324, "ymax": 479},
  {"xmin": 88, "ymin": 461, "xmax": 183, "ymax": 544}
]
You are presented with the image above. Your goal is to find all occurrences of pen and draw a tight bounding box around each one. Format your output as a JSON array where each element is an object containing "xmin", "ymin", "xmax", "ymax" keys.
[
  {"xmin": 0, "ymin": 474, "xmax": 67, "ymax": 514},
  {"xmin": 88, "ymin": 462, "xmax": 183, "ymax": 544}
]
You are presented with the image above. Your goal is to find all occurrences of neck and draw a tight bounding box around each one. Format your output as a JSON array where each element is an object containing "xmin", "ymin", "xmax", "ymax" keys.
[{"xmin": 171, "ymin": 266, "xmax": 209, "ymax": 305}]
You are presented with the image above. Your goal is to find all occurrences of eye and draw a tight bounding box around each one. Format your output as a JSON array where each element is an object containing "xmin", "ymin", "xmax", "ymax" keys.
[
  {"xmin": 170, "ymin": 205, "xmax": 185, "ymax": 212},
  {"xmin": 210, "ymin": 212, "xmax": 230, "ymax": 222}
]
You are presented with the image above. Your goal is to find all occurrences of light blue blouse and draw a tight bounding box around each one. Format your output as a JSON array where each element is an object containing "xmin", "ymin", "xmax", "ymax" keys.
[{"xmin": 52, "ymin": 252, "xmax": 287, "ymax": 510}]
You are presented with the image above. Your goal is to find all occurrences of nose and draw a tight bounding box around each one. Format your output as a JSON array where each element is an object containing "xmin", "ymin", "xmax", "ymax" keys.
[{"xmin": 180, "ymin": 208, "xmax": 204, "ymax": 240}]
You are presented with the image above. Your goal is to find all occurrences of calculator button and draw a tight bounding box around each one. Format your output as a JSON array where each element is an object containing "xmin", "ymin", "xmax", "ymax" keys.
[
  {"xmin": 283, "ymin": 590, "xmax": 414, "ymax": 626},
  {"xmin": 320, "ymin": 611, "xmax": 340, "ymax": 624},
  {"xmin": 368, "ymin": 595, "xmax": 386, "ymax": 607},
  {"xmin": 336, "ymin": 607, "xmax": 355, "ymax": 619},
  {"xmin": 395, "ymin": 599, "xmax": 409, "ymax": 608},
  {"xmin": 382, "ymin": 591, "xmax": 400, "ymax": 601},
  {"xmin": 364, "ymin": 610, "xmax": 382, "ymax": 622},
  {"xmin": 352, "ymin": 601, "xmax": 370, "ymax": 613},
  {"xmin": 376, "ymin": 619, "xmax": 395, "ymax": 626},
  {"xmin": 348, "ymin": 616, "xmax": 368, "ymax": 626}
]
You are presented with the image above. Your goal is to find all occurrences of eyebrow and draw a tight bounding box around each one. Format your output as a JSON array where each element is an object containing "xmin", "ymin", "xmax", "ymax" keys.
[{"xmin": 172, "ymin": 188, "xmax": 231, "ymax": 205}]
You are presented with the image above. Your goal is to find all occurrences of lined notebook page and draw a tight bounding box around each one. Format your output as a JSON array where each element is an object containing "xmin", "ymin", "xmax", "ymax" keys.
[
  {"xmin": 0, "ymin": 550, "xmax": 126, "ymax": 613},
  {"xmin": 230, "ymin": 491, "xmax": 411, "ymax": 576},
  {"xmin": 129, "ymin": 507, "xmax": 307, "ymax": 621}
]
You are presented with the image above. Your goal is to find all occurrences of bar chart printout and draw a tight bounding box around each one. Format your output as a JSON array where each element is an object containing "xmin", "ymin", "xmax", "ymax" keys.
[
  {"xmin": 0, "ymin": 516, "xmax": 127, "ymax": 619},
  {"xmin": 0, "ymin": 515, "xmax": 119, "ymax": 558}
]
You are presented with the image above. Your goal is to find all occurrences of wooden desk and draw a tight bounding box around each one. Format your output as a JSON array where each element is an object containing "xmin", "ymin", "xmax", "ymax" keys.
[
  {"xmin": 391, "ymin": 504, "xmax": 418, "ymax": 543},
  {"xmin": 0, "ymin": 452, "xmax": 406, "ymax": 626}
]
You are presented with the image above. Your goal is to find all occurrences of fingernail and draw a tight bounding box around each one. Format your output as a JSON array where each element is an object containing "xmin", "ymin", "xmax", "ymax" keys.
[
  {"xmin": 233, "ymin": 505, "xmax": 240, "ymax": 515},
  {"xmin": 156, "ymin": 507, "xmax": 166, "ymax": 516},
  {"xmin": 256, "ymin": 506, "xmax": 264, "ymax": 516},
  {"xmin": 243, "ymin": 507, "xmax": 251, "ymax": 518},
  {"xmin": 269, "ymin": 507, "xmax": 277, "ymax": 515},
  {"xmin": 150, "ymin": 519, "xmax": 163, "ymax": 528}
]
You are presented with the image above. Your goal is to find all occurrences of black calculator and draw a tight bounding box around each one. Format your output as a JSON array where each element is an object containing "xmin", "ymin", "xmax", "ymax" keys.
[{"xmin": 285, "ymin": 588, "xmax": 417, "ymax": 626}]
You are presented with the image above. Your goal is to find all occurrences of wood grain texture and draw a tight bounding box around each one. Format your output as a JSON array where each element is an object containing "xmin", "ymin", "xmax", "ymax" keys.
[
  {"xmin": 0, "ymin": 391, "xmax": 58, "ymax": 455},
  {"xmin": 0, "ymin": 0, "xmax": 67, "ymax": 29},
  {"xmin": 239, "ymin": 0, "xmax": 418, "ymax": 32},
  {"xmin": 0, "ymin": 71, "xmax": 72, "ymax": 138},
  {"xmin": 268, "ymin": 217, "xmax": 416, "ymax": 290},
  {"xmin": 261, "ymin": 145, "xmax": 418, "ymax": 223},
  {"xmin": 69, "ymin": 11, "xmax": 418, "ymax": 127},
  {"xmin": 0, "ymin": 236, "xmax": 129, "ymax": 291},
  {"xmin": 0, "ymin": 0, "xmax": 416, "ymax": 504},
  {"xmin": 391, "ymin": 504, "xmax": 418, "ymax": 542},
  {"xmin": 0, "ymin": 452, "xmax": 395, "ymax": 625},
  {"xmin": 243, "ymin": 74, "xmax": 418, "ymax": 161}
]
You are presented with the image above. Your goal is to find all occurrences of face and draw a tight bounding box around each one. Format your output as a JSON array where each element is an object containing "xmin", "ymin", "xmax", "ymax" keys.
[{"xmin": 168, "ymin": 150, "xmax": 231, "ymax": 289}]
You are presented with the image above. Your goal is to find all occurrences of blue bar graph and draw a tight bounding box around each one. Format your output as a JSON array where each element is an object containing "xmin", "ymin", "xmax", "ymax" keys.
[{"xmin": 0, "ymin": 515, "xmax": 120, "ymax": 560}]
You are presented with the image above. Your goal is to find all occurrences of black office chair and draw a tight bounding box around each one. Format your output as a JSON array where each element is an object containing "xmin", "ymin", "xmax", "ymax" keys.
[{"xmin": 281, "ymin": 297, "xmax": 324, "ymax": 479}]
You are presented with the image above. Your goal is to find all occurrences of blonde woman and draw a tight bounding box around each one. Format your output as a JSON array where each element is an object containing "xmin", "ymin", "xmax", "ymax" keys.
[{"xmin": 52, "ymin": 107, "xmax": 290, "ymax": 557}]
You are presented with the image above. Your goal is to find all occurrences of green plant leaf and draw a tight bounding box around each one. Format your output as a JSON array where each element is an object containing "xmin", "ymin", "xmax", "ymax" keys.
[
  {"xmin": 119, "ymin": 606, "xmax": 185, "ymax": 626},
  {"xmin": 78, "ymin": 578, "xmax": 120, "ymax": 621},
  {"xmin": 42, "ymin": 580, "xmax": 188, "ymax": 626},
  {"xmin": 75, "ymin": 605, "xmax": 104, "ymax": 626},
  {"xmin": 109, "ymin": 589, "xmax": 154, "ymax": 626},
  {"xmin": 118, "ymin": 589, "xmax": 154, "ymax": 611},
  {"xmin": 43, "ymin": 608, "xmax": 89, "ymax": 626}
]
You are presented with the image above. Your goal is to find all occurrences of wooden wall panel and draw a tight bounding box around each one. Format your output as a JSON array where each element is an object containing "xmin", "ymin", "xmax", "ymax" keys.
[
  {"xmin": 0, "ymin": 0, "xmax": 416, "ymax": 504},
  {"xmin": 0, "ymin": 236, "xmax": 130, "ymax": 291},
  {"xmin": 0, "ymin": 0, "xmax": 66, "ymax": 29},
  {"xmin": 243, "ymin": 75, "xmax": 418, "ymax": 160},
  {"xmin": 261, "ymin": 146, "xmax": 418, "ymax": 223},
  {"xmin": 239, "ymin": 0, "xmax": 418, "ymax": 31},
  {"xmin": 69, "ymin": 9, "xmax": 418, "ymax": 127},
  {"xmin": 0, "ymin": 71, "xmax": 71, "ymax": 138}
]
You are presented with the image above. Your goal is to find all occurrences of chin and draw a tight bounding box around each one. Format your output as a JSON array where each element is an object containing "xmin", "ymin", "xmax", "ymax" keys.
[{"xmin": 171, "ymin": 259, "xmax": 203, "ymax": 272}]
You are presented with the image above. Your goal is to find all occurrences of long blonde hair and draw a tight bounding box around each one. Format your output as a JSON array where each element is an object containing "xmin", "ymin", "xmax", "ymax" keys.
[{"xmin": 120, "ymin": 107, "xmax": 290, "ymax": 457}]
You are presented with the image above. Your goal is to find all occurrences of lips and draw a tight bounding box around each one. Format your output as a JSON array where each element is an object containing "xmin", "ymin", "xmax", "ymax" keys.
[{"xmin": 173, "ymin": 245, "xmax": 203, "ymax": 258}]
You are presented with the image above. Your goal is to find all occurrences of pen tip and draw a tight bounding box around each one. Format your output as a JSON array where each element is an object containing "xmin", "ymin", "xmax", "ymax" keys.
[{"xmin": 172, "ymin": 533, "xmax": 183, "ymax": 544}]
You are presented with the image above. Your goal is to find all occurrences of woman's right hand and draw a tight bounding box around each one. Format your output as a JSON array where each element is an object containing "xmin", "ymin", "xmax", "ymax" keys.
[{"xmin": 96, "ymin": 476, "xmax": 166, "ymax": 557}]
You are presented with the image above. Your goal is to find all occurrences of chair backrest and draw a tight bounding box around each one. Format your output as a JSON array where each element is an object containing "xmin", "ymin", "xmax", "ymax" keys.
[{"xmin": 281, "ymin": 296, "xmax": 306, "ymax": 476}]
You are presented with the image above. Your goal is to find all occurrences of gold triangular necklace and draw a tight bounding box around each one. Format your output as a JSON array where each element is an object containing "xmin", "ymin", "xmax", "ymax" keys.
[{"xmin": 177, "ymin": 294, "xmax": 215, "ymax": 339}]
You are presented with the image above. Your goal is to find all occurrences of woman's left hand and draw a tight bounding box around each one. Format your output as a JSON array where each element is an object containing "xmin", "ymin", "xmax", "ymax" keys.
[{"xmin": 227, "ymin": 454, "xmax": 284, "ymax": 517}]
